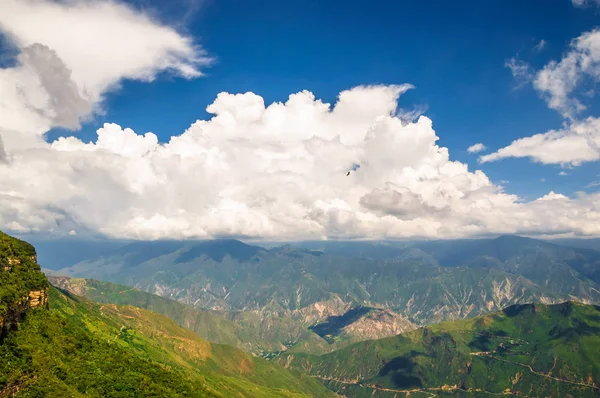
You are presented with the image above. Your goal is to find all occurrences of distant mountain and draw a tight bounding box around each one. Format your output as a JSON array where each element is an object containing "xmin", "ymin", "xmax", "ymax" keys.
[
  {"xmin": 1, "ymin": 231, "xmax": 334, "ymax": 397},
  {"xmin": 548, "ymin": 238, "xmax": 600, "ymax": 252},
  {"xmin": 22, "ymin": 237, "xmax": 129, "ymax": 270},
  {"xmin": 270, "ymin": 240, "xmax": 414, "ymax": 260},
  {"xmin": 55, "ymin": 236, "xmax": 600, "ymax": 321},
  {"xmin": 278, "ymin": 301, "xmax": 600, "ymax": 397},
  {"xmin": 414, "ymin": 235, "xmax": 600, "ymax": 299}
]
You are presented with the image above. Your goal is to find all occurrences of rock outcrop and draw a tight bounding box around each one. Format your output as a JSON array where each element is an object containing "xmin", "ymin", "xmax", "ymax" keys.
[
  {"xmin": 0, "ymin": 231, "xmax": 49, "ymax": 340},
  {"xmin": 28, "ymin": 289, "xmax": 48, "ymax": 308}
]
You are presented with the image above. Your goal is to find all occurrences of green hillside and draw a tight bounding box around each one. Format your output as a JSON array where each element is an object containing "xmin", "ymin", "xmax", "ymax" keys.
[
  {"xmin": 278, "ymin": 302, "xmax": 600, "ymax": 397},
  {"xmin": 1, "ymin": 286, "xmax": 334, "ymax": 397},
  {"xmin": 1, "ymin": 231, "xmax": 48, "ymax": 335},
  {"xmin": 0, "ymin": 231, "xmax": 334, "ymax": 397},
  {"xmin": 48, "ymin": 276, "xmax": 331, "ymax": 355}
]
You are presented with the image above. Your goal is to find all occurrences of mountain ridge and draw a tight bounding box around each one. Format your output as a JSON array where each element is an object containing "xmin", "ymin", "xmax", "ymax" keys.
[
  {"xmin": 277, "ymin": 301, "xmax": 600, "ymax": 397},
  {"xmin": 0, "ymin": 231, "xmax": 336, "ymax": 397},
  {"xmin": 52, "ymin": 235, "xmax": 600, "ymax": 340}
]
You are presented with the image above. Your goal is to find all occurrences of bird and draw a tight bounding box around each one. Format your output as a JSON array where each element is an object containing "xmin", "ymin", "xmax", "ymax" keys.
[{"xmin": 346, "ymin": 171, "xmax": 350, "ymax": 176}]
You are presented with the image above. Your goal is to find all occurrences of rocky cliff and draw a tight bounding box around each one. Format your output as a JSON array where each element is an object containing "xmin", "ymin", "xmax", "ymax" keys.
[{"xmin": 0, "ymin": 231, "xmax": 49, "ymax": 340}]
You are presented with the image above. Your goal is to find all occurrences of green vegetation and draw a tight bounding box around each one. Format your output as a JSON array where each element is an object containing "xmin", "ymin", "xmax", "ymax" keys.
[
  {"xmin": 0, "ymin": 231, "xmax": 48, "ymax": 327},
  {"xmin": 48, "ymin": 276, "xmax": 332, "ymax": 355},
  {"xmin": 278, "ymin": 302, "xmax": 600, "ymax": 397},
  {"xmin": 0, "ymin": 231, "xmax": 334, "ymax": 397},
  {"xmin": 0, "ymin": 286, "xmax": 334, "ymax": 397}
]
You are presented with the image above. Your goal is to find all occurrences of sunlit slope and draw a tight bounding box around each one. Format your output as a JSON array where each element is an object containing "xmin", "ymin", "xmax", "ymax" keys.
[
  {"xmin": 48, "ymin": 276, "xmax": 332, "ymax": 355},
  {"xmin": 279, "ymin": 302, "xmax": 600, "ymax": 397},
  {"xmin": 1, "ymin": 286, "xmax": 334, "ymax": 397}
]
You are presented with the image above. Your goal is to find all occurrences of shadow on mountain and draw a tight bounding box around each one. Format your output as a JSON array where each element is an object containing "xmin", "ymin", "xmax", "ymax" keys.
[
  {"xmin": 468, "ymin": 332, "xmax": 494, "ymax": 351},
  {"xmin": 502, "ymin": 303, "xmax": 536, "ymax": 318},
  {"xmin": 378, "ymin": 351, "xmax": 423, "ymax": 388},
  {"xmin": 115, "ymin": 241, "xmax": 185, "ymax": 267},
  {"xmin": 549, "ymin": 318, "xmax": 600, "ymax": 342},
  {"xmin": 309, "ymin": 306, "xmax": 372, "ymax": 339},
  {"xmin": 175, "ymin": 239, "xmax": 263, "ymax": 263}
]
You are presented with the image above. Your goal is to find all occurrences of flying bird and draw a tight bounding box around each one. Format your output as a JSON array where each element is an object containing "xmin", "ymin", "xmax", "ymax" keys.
[{"xmin": 346, "ymin": 171, "xmax": 350, "ymax": 176}]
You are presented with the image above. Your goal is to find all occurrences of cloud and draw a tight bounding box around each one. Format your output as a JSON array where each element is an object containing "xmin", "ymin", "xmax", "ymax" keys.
[
  {"xmin": 587, "ymin": 181, "xmax": 600, "ymax": 188},
  {"xmin": 0, "ymin": 135, "xmax": 6, "ymax": 163},
  {"xmin": 0, "ymin": 1, "xmax": 599, "ymax": 240},
  {"xmin": 17, "ymin": 43, "xmax": 94, "ymax": 130},
  {"xmin": 396, "ymin": 103, "xmax": 429, "ymax": 124},
  {"xmin": 480, "ymin": 117, "xmax": 600, "ymax": 166},
  {"xmin": 467, "ymin": 143, "xmax": 486, "ymax": 153},
  {"xmin": 533, "ymin": 39, "xmax": 547, "ymax": 53},
  {"xmin": 505, "ymin": 57, "xmax": 533, "ymax": 90},
  {"xmin": 532, "ymin": 29, "xmax": 600, "ymax": 119},
  {"xmin": 499, "ymin": 29, "xmax": 600, "ymax": 168},
  {"xmin": 1, "ymin": 85, "xmax": 600, "ymax": 240},
  {"xmin": 537, "ymin": 191, "xmax": 567, "ymax": 201},
  {"xmin": 572, "ymin": 0, "xmax": 600, "ymax": 7},
  {"xmin": 559, "ymin": 171, "xmax": 568, "ymax": 176},
  {"xmin": 0, "ymin": 0, "xmax": 210, "ymax": 139}
]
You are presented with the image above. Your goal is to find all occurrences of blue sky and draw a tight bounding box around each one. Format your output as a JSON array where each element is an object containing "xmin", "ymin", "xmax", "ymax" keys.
[
  {"xmin": 49, "ymin": 0, "xmax": 598, "ymax": 201},
  {"xmin": 1, "ymin": 0, "xmax": 600, "ymax": 240}
]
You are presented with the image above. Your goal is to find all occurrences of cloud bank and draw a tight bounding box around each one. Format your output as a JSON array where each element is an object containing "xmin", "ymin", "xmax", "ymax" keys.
[
  {"xmin": 0, "ymin": 0, "xmax": 598, "ymax": 240},
  {"xmin": 2, "ymin": 85, "xmax": 600, "ymax": 240}
]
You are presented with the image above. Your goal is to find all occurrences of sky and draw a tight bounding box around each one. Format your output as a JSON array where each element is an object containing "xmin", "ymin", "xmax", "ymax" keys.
[{"xmin": 0, "ymin": 0, "xmax": 599, "ymax": 240}]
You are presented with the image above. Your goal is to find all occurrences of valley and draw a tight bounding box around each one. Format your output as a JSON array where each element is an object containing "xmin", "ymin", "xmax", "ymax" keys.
[
  {"xmin": 48, "ymin": 235, "xmax": 600, "ymax": 357},
  {"xmin": 4, "ymin": 231, "xmax": 600, "ymax": 397},
  {"xmin": 277, "ymin": 302, "xmax": 600, "ymax": 397}
]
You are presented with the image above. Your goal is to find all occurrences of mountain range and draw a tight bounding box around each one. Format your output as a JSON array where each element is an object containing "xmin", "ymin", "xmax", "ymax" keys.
[
  {"xmin": 277, "ymin": 301, "xmax": 600, "ymax": 397},
  {"xmin": 50, "ymin": 235, "xmax": 600, "ymax": 354},
  {"xmin": 4, "ymin": 231, "xmax": 600, "ymax": 397}
]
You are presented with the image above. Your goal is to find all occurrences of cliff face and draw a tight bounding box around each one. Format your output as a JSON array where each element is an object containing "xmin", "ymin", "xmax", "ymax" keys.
[{"xmin": 0, "ymin": 231, "xmax": 49, "ymax": 340}]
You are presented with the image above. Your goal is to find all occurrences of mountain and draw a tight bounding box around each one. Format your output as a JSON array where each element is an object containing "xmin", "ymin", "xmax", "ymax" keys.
[
  {"xmin": 48, "ymin": 275, "xmax": 331, "ymax": 355},
  {"xmin": 308, "ymin": 306, "xmax": 415, "ymax": 345},
  {"xmin": 22, "ymin": 237, "xmax": 129, "ymax": 270},
  {"xmin": 0, "ymin": 231, "xmax": 334, "ymax": 397},
  {"xmin": 54, "ymin": 236, "xmax": 600, "ymax": 330},
  {"xmin": 54, "ymin": 240, "xmax": 422, "ymax": 350},
  {"xmin": 549, "ymin": 238, "xmax": 600, "ymax": 252},
  {"xmin": 267, "ymin": 240, "xmax": 414, "ymax": 260},
  {"xmin": 415, "ymin": 235, "xmax": 600, "ymax": 295},
  {"xmin": 48, "ymin": 276, "xmax": 413, "ymax": 356},
  {"xmin": 277, "ymin": 301, "xmax": 600, "ymax": 397}
]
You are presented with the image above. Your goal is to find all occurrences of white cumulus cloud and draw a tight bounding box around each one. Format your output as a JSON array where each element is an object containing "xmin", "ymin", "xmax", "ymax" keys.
[
  {"xmin": 467, "ymin": 143, "xmax": 487, "ymax": 153},
  {"xmin": 0, "ymin": 1, "xmax": 599, "ymax": 240},
  {"xmin": 0, "ymin": 0, "xmax": 210, "ymax": 141},
  {"xmin": 1, "ymin": 85, "xmax": 600, "ymax": 240}
]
